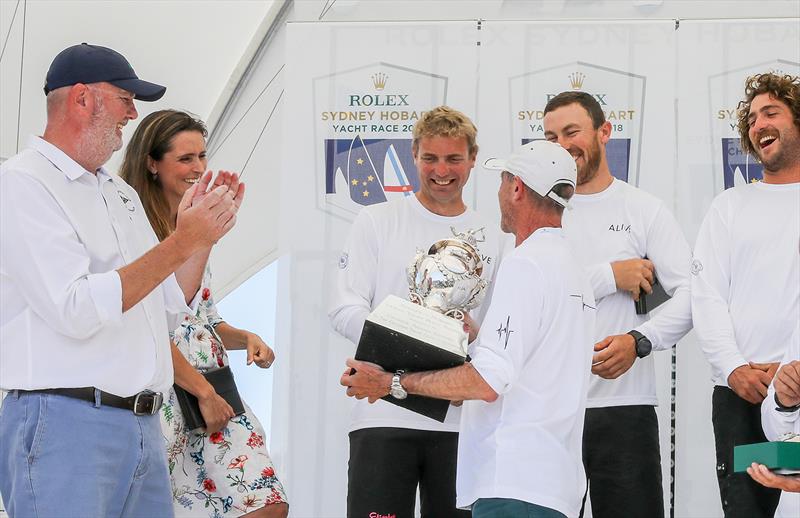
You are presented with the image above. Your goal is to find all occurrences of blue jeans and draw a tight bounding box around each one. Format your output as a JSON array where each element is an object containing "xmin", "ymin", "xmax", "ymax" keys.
[
  {"xmin": 0, "ymin": 390, "xmax": 173, "ymax": 518},
  {"xmin": 472, "ymin": 498, "xmax": 567, "ymax": 518}
]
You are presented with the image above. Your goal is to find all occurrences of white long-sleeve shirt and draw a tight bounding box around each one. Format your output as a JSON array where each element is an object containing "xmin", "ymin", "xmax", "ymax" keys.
[
  {"xmin": 692, "ymin": 181, "xmax": 800, "ymax": 386},
  {"xmin": 0, "ymin": 136, "xmax": 190, "ymax": 396},
  {"xmin": 329, "ymin": 195, "xmax": 504, "ymax": 432},
  {"xmin": 458, "ymin": 228, "xmax": 595, "ymax": 516},
  {"xmin": 761, "ymin": 322, "xmax": 800, "ymax": 518},
  {"xmin": 563, "ymin": 178, "xmax": 693, "ymax": 407}
]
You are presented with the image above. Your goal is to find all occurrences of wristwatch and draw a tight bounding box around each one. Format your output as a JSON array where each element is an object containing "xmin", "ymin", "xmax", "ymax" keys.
[
  {"xmin": 389, "ymin": 370, "xmax": 407, "ymax": 400},
  {"xmin": 627, "ymin": 330, "xmax": 652, "ymax": 358},
  {"xmin": 774, "ymin": 393, "xmax": 800, "ymax": 413}
]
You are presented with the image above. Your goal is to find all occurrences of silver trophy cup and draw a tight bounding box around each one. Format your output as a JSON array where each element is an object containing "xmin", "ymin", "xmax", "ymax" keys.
[{"xmin": 407, "ymin": 226, "xmax": 488, "ymax": 321}]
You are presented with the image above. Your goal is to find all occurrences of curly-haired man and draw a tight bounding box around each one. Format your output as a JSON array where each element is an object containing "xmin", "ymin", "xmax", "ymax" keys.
[{"xmin": 692, "ymin": 72, "xmax": 800, "ymax": 518}]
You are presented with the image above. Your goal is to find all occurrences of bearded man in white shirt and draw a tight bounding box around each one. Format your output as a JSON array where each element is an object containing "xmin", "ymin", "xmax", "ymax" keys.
[
  {"xmin": 341, "ymin": 140, "xmax": 596, "ymax": 518},
  {"xmin": 542, "ymin": 91, "xmax": 694, "ymax": 518},
  {"xmin": 0, "ymin": 43, "xmax": 243, "ymax": 517},
  {"xmin": 693, "ymin": 72, "xmax": 800, "ymax": 518}
]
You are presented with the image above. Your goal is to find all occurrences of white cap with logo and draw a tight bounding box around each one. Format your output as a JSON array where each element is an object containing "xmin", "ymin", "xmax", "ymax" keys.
[{"xmin": 483, "ymin": 140, "xmax": 577, "ymax": 208}]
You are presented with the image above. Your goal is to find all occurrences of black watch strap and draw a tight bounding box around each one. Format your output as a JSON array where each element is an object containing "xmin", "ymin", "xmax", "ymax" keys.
[
  {"xmin": 628, "ymin": 330, "xmax": 645, "ymax": 341},
  {"xmin": 774, "ymin": 392, "xmax": 800, "ymax": 413},
  {"xmin": 627, "ymin": 330, "xmax": 652, "ymax": 359}
]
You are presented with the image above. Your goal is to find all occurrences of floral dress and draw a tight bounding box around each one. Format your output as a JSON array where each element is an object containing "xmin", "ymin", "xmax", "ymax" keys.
[{"xmin": 160, "ymin": 270, "xmax": 288, "ymax": 517}]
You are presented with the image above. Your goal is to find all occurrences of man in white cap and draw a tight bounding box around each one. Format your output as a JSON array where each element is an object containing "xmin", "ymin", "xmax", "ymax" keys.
[
  {"xmin": 341, "ymin": 140, "xmax": 596, "ymax": 518},
  {"xmin": 0, "ymin": 43, "xmax": 243, "ymax": 516}
]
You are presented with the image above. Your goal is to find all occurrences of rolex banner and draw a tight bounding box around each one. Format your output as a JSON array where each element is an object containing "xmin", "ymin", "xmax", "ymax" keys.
[
  {"xmin": 281, "ymin": 22, "xmax": 478, "ymax": 518},
  {"xmin": 476, "ymin": 21, "xmax": 676, "ymax": 216},
  {"xmin": 316, "ymin": 62, "xmax": 446, "ymax": 220}
]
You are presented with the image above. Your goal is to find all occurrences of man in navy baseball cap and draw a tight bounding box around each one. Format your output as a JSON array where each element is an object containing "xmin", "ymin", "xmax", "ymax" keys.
[
  {"xmin": 44, "ymin": 42, "xmax": 166, "ymax": 101},
  {"xmin": 0, "ymin": 42, "xmax": 243, "ymax": 517}
]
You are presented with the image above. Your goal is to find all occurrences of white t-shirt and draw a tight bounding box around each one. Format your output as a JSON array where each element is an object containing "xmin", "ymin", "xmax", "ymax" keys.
[
  {"xmin": 329, "ymin": 195, "xmax": 505, "ymax": 432},
  {"xmin": 457, "ymin": 227, "xmax": 595, "ymax": 516},
  {"xmin": 761, "ymin": 322, "xmax": 799, "ymax": 518},
  {"xmin": 692, "ymin": 181, "xmax": 800, "ymax": 386},
  {"xmin": 562, "ymin": 179, "xmax": 693, "ymax": 407}
]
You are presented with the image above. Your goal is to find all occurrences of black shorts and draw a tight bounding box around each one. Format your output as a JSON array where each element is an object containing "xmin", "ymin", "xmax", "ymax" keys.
[{"xmin": 347, "ymin": 427, "xmax": 470, "ymax": 518}]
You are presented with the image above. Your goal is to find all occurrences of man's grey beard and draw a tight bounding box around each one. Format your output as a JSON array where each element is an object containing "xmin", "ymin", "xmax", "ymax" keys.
[{"xmin": 77, "ymin": 98, "xmax": 122, "ymax": 170}]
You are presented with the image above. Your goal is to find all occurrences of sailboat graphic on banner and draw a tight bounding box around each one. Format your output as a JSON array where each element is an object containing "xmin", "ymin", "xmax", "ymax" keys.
[
  {"xmin": 383, "ymin": 143, "xmax": 413, "ymax": 196},
  {"xmin": 325, "ymin": 136, "xmax": 419, "ymax": 207},
  {"xmin": 733, "ymin": 166, "xmax": 746, "ymax": 187}
]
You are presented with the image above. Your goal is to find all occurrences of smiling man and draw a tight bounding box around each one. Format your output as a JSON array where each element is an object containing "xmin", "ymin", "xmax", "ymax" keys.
[
  {"xmin": 329, "ymin": 106, "xmax": 505, "ymax": 518},
  {"xmin": 692, "ymin": 72, "xmax": 800, "ymax": 518},
  {"xmin": 542, "ymin": 91, "xmax": 693, "ymax": 518},
  {"xmin": 0, "ymin": 43, "xmax": 242, "ymax": 517}
]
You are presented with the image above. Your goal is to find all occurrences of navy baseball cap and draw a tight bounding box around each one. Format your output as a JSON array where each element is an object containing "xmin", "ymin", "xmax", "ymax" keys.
[{"xmin": 44, "ymin": 43, "xmax": 166, "ymax": 101}]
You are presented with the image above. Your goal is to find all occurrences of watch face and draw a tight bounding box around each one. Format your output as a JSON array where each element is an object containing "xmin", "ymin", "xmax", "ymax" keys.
[
  {"xmin": 636, "ymin": 337, "xmax": 652, "ymax": 358},
  {"xmin": 390, "ymin": 387, "xmax": 407, "ymax": 400}
]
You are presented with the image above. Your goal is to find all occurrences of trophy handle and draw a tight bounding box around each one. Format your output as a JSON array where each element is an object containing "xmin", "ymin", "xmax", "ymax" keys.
[{"xmin": 445, "ymin": 309, "xmax": 465, "ymax": 321}]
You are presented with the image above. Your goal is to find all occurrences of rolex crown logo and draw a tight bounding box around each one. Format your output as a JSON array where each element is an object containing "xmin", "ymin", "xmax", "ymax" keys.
[
  {"xmin": 372, "ymin": 73, "xmax": 388, "ymax": 91},
  {"xmin": 568, "ymin": 72, "xmax": 586, "ymax": 90}
]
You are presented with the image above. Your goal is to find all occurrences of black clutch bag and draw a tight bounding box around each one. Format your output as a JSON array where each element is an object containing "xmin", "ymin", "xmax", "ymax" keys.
[
  {"xmin": 173, "ymin": 365, "xmax": 246, "ymax": 431},
  {"xmin": 634, "ymin": 274, "xmax": 671, "ymax": 315}
]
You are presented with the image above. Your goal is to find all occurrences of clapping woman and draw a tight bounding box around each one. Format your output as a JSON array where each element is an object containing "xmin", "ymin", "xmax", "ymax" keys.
[{"xmin": 120, "ymin": 110, "xmax": 288, "ymax": 518}]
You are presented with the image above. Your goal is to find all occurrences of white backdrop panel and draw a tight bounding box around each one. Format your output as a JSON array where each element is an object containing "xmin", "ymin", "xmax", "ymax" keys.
[
  {"xmin": 281, "ymin": 21, "xmax": 478, "ymax": 517},
  {"xmin": 675, "ymin": 19, "xmax": 800, "ymax": 518}
]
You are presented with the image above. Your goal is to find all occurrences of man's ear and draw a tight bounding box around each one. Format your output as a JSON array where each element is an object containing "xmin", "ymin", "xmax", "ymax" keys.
[
  {"xmin": 66, "ymin": 84, "xmax": 95, "ymax": 123},
  {"xmin": 513, "ymin": 176, "xmax": 525, "ymax": 200},
  {"xmin": 69, "ymin": 83, "xmax": 90, "ymax": 108},
  {"xmin": 598, "ymin": 120, "xmax": 612, "ymax": 145}
]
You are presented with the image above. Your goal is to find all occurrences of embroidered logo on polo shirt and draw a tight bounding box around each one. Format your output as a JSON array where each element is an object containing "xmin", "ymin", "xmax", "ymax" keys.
[
  {"xmin": 496, "ymin": 316, "xmax": 514, "ymax": 349},
  {"xmin": 117, "ymin": 190, "xmax": 136, "ymax": 212}
]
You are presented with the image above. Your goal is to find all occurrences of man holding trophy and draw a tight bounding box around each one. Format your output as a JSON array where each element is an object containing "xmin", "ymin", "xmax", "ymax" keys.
[
  {"xmin": 329, "ymin": 106, "xmax": 504, "ymax": 518},
  {"xmin": 342, "ymin": 140, "xmax": 596, "ymax": 518}
]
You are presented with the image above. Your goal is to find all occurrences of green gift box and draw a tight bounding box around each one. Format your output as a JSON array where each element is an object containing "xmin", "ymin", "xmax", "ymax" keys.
[{"xmin": 734, "ymin": 441, "xmax": 800, "ymax": 473}]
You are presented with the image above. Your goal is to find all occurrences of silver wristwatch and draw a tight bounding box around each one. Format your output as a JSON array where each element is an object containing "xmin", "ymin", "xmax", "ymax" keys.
[{"xmin": 389, "ymin": 370, "xmax": 407, "ymax": 400}]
